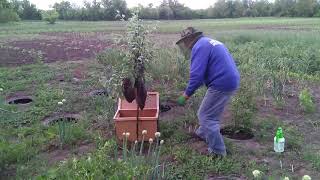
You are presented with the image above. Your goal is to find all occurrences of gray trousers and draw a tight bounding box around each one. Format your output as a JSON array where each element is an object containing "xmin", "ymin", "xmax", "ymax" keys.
[{"xmin": 195, "ymin": 87, "xmax": 234, "ymax": 156}]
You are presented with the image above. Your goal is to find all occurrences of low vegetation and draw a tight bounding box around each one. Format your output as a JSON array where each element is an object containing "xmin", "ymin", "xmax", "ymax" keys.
[{"xmin": 0, "ymin": 15, "xmax": 319, "ymax": 179}]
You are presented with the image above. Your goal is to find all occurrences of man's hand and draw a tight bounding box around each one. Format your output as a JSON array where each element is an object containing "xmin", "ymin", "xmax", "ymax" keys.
[{"xmin": 177, "ymin": 93, "xmax": 190, "ymax": 106}]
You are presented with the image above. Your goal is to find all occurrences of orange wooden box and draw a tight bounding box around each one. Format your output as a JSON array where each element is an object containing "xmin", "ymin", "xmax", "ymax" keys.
[{"xmin": 114, "ymin": 92, "xmax": 159, "ymax": 142}]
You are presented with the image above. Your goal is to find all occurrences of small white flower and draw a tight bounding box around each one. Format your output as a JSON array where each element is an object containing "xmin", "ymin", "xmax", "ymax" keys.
[
  {"xmin": 252, "ymin": 170, "xmax": 261, "ymax": 178},
  {"xmin": 302, "ymin": 175, "xmax": 311, "ymax": 180},
  {"xmin": 72, "ymin": 157, "xmax": 77, "ymax": 164},
  {"xmin": 149, "ymin": 138, "xmax": 153, "ymax": 143},
  {"xmin": 58, "ymin": 101, "xmax": 63, "ymax": 105},
  {"xmin": 125, "ymin": 132, "xmax": 130, "ymax": 137},
  {"xmin": 122, "ymin": 132, "xmax": 126, "ymax": 136},
  {"xmin": 62, "ymin": 99, "xmax": 66, "ymax": 103},
  {"xmin": 160, "ymin": 140, "xmax": 164, "ymax": 145},
  {"xmin": 134, "ymin": 140, "xmax": 138, "ymax": 144},
  {"xmin": 58, "ymin": 160, "xmax": 67, "ymax": 167},
  {"xmin": 155, "ymin": 132, "xmax": 161, "ymax": 138},
  {"xmin": 142, "ymin": 130, "xmax": 147, "ymax": 135},
  {"xmin": 87, "ymin": 156, "xmax": 92, "ymax": 162},
  {"xmin": 283, "ymin": 177, "xmax": 289, "ymax": 180}
]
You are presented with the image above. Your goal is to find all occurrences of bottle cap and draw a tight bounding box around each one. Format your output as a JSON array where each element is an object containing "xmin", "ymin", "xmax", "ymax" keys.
[{"xmin": 276, "ymin": 127, "xmax": 284, "ymax": 142}]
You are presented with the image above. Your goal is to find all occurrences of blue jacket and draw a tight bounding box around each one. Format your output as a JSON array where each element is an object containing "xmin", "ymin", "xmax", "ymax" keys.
[{"xmin": 185, "ymin": 37, "xmax": 240, "ymax": 97}]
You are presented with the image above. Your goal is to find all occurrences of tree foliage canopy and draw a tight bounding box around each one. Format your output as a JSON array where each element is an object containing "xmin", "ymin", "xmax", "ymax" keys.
[{"xmin": 1, "ymin": 0, "xmax": 320, "ymax": 23}]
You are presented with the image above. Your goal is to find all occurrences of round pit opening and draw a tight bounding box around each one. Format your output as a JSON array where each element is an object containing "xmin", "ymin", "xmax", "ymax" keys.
[
  {"xmin": 221, "ymin": 126, "xmax": 254, "ymax": 140},
  {"xmin": 7, "ymin": 96, "xmax": 33, "ymax": 105},
  {"xmin": 51, "ymin": 117, "xmax": 78, "ymax": 124},
  {"xmin": 42, "ymin": 114, "xmax": 81, "ymax": 126},
  {"xmin": 89, "ymin": 89, "xmax": 108, "ymax": 97},
  {"xmin": 160, "ymin": 104, "xmax": 171, "ymax": 113}
]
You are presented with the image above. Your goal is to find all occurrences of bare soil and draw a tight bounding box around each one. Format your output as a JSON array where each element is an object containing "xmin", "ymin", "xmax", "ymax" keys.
[
  {"xmin": 44, "ymin": 141, "xmax": 95, "ymax": 166},
  {"xmin": 8, "ymin": 38, "xmax": 111, "ymax": 63},
  {"xmin": 0, "ymin": 47, "xmax": 34, "ymax": 66},
  {"xmin": 0, "ymin": 31, "xmax": 115, "ymax": 66},
  {"xmin": 159, "ymin": 100, "xmax": 186, "ymax": 120}
]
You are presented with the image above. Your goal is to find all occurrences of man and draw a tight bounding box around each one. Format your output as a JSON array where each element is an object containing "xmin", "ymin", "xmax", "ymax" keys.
[{"xmin": 176, "ymin": 27, "xmax": 240, "ymax": 157}]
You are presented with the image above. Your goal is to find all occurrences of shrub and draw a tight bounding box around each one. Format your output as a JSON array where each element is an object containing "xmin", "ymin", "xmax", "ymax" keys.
[
  {"xmin": 42, "ymin": 10, "xmax": 59, "ymax": 24},
  {"xmin": 314, "ymin": 10, "xmax": 320, "ymax": 17},
  {"xmin": 299, "ymin": 89, "xmax": 316, "ymax": 113},
  {"xmin": 0, "ymin": 8, "xmax": 20, "ymax": 23},
  {"xmin": 231, "ymin": 77, "xmax": 257, "ymax": 129}
]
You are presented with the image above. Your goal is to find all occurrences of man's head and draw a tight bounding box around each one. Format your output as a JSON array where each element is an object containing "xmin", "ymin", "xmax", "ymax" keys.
[{"xmin": 176, "ymin": 27, "xmax": 203, "ymax": 59}]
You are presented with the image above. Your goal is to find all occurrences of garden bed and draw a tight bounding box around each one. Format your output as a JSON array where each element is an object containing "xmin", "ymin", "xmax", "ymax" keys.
[{"xmin": 8, "ymin": 38, "xmax": 111, "ymax": 63}]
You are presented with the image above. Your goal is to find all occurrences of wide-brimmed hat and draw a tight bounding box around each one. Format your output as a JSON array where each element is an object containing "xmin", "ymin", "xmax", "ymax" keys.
[{"xmin": 176, "ymin": 27, "xmax": 203, "ymax": 45}]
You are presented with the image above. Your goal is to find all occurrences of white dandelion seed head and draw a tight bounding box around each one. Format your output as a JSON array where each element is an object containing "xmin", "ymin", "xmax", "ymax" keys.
[
  {"xmin": 122, "ymin": 132, "xmax": 126, "ymax": 136},
  {"xmin": 283, "ymin": 177, "xmax": 289, "ymax": 180},
  {"xmin": 252, "ymin": 170, "xmax": 261, "ymax": 178},
  {"xmin": 135, "ymin": 140, "xmax": 138, "ymax": 144},
  {"xmin": 155, "ymin": 132, "xmax": 161, "ymax": 138},
  {"xmin": 142, "ymin": 130, "xmax": 147, "ymax": 135},
  {"xmin": 160, "ymin": 140, "xmax": 164, "ymax": 145},
  {"xmin": 62, "ymin": 99, "xmax": 66, "ymax": 103},
  {"xmin": 60, "ymin": 160, "xmax": 67, "ymax": 165},
  {"xmin": 0, "ymin": 88, "xmax": 3, "ymax": 92},
  {"xmin": 58, "ymin": 102, "xmax": 63, "ymax": 105},
  {"xmin": 302, "ymin": 175, "xmax": 311, "ymax": 180},
  {"xmin": 125, "ymin": 132, "xmax": 130, "ymax": 137},
  {"xmin": 149, "ymin": 138, "xmax": 153, "ymax": 143}
]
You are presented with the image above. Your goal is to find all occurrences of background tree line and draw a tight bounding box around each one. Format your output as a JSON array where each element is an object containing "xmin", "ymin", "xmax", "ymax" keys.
[{"xmin": 1, "ymin": 0, "xmax": 320, "ymax": 23}]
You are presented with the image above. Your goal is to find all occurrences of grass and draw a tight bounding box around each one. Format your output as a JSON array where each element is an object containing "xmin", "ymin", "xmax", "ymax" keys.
[
  {"xmin": 304, "ymin": 149, "xmax": 320, "ymax": 171},
  {"xmin": 0, "ymin": 17, "xmax": 320, "ymax": 179}
]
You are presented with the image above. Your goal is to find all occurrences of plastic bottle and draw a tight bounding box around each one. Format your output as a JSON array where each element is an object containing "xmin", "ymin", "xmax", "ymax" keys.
[{"xmin": 274, "ymin": 127, "xmax": 285, "ymax": 153}]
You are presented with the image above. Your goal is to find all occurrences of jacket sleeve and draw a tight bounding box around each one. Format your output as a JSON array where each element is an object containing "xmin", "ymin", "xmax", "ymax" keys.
[{"xmin": 185, "ymin": 42, "xmax": 210, "ymax": 97}]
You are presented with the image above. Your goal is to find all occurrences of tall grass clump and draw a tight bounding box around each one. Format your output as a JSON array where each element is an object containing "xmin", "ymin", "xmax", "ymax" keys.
[{"xmin": 299, "ymin": 89, "xmax": 316, "ymax": 113}]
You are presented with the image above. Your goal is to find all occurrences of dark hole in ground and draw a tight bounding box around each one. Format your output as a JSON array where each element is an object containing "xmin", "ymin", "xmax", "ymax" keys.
[
  {"xmin": 221, "ymin": 126, "xmax": 254, "ymax": 140},
  {"xmin": 49, "ymin": 117, "xmax": 78, "ymax": 125},
  {"xmin": 89, "ymin": 89, "xmax": 108, "ymax": 97},
  {"xmin": 8, "ymin": 97, "xmax": 33, "ymax": 105},
  {"xmin": 42, "ymin": 114, "xmax": 81, "ymax": 126},
  {"xmin": 160, "ymin": 104, "xmax": 171, "ymax": 113}
]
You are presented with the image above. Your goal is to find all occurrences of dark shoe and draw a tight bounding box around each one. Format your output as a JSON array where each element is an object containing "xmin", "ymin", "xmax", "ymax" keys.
[
  {"xmin": 209, "ymin": 152, "xmax": 225, "ymax": 159},
  {"xmin": 208, "ymin": 148, "xmax": 226, "ymax": 158},
  {"xmin": 200, "ymin": 149, "xmax": 225, "ymax": 159},
  {"xmin": 226, "ymin": 149, "xmax": 232, "ymax": 156}
]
